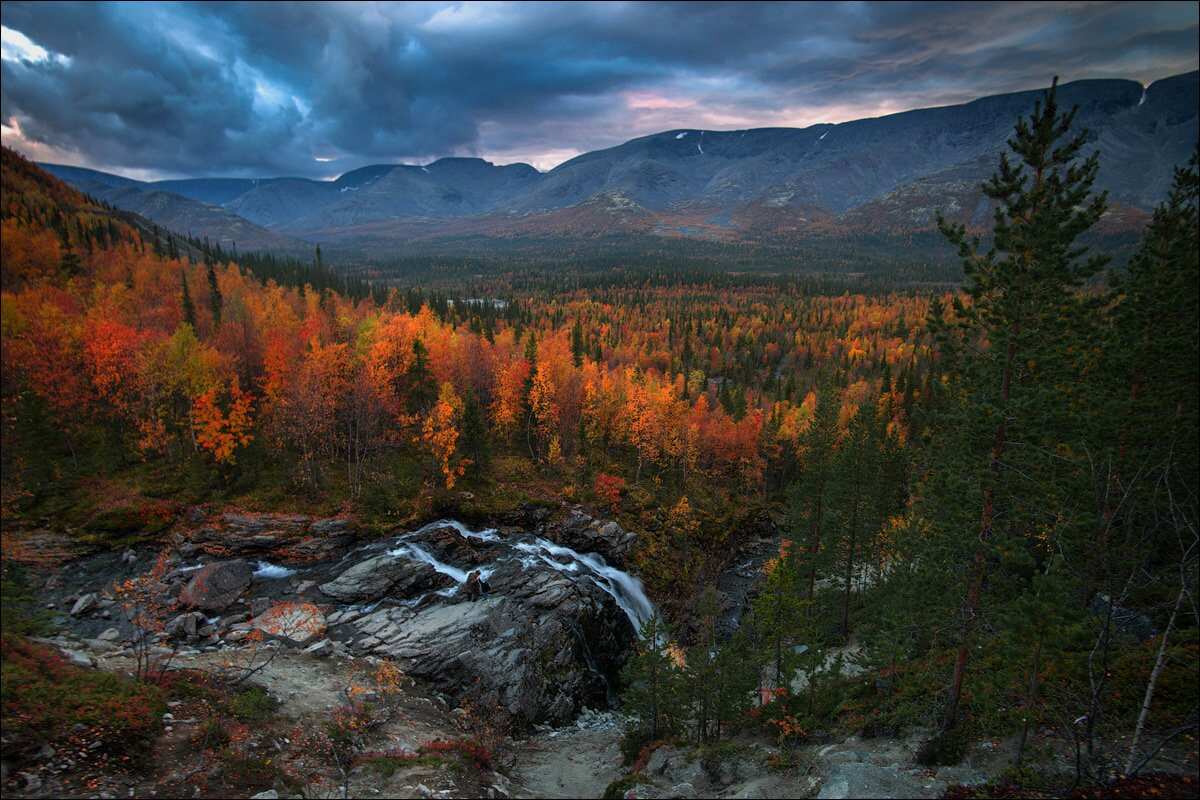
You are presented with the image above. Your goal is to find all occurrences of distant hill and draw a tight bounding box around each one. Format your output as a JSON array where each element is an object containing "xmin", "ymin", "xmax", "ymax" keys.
[
  {"xmin": 41, "ymin": 71, "xmax": 1197, "ymax": 266},
  {"xmin": 38, "ymin": 165, "xmax": 313, "ymax": 257}
]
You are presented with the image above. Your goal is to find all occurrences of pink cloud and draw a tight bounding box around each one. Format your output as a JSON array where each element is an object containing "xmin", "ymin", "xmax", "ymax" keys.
[{"xmin": 623, "ymin": 91, "xmax": 696, "ymax": 110}]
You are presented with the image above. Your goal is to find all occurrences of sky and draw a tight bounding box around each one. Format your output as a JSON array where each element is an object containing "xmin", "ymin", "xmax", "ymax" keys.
[{"xmin": 1, "ymin": 1, "xmax": 1196, "ymax": 180}]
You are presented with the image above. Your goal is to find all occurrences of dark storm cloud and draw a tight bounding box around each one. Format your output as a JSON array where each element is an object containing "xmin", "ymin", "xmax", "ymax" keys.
[{"xmin": 1, "ymin": 1, "xmax": 1196, "ymax": 178}]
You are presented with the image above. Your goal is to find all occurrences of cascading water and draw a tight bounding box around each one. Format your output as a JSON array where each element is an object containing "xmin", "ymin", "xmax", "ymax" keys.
[{"xmin": 380, "ymin": 518, "xmax": 657, "ymax": 635}]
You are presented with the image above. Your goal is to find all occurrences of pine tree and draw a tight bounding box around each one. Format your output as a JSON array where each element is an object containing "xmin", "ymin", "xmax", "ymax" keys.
[
  {"xmin": 406, "ymin": 339, "xmax": 437, "ymax": 416},
  {"xmin": 570, "ymin": 318, "xmax": 585, "ymax": 367},
  {"xmin": 207, "ymin": 263, "xmax": 223, "ymax": 327},
  {"xmin": 790, "ymin": 380, "xmax": 840, "ymax": 601},
  {"xmin": 181, "ymin": 269, "xmax": 197, "ymax": 328},
  {"xmin": 833, "ymin": 402, "xmax": 882, "ymax": 638},
  {"xmin": 621, "ymin": 614, "xmax": 683, "ymax": 740},
  {"xmin": 460, "ymin": 389, "xmax": 489, "ymax": 471},
  {"xmin": 747, "ymin": 540, "xmax": 809, "ymax": 691},
  {"xmin": 927, "ymin": 76, "xmax": 1107, "ymax": 734}
]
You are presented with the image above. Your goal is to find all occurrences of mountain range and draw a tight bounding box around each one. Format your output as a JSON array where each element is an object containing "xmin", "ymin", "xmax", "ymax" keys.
[{"xmin": 41, "ymin": 71, "xmax": 1198, "ymax": 266}]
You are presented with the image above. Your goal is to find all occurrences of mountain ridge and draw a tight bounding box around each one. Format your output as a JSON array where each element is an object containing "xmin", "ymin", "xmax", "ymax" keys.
[{"xmin": 39, "ymin": 71, "xmax": 1198, "ymax": 262}]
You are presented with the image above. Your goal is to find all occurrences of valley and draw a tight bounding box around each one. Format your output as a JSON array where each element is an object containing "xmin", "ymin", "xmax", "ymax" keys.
[{"xmin": 2, "ymin": 5, "xmax": 1198, "ymax": 799}]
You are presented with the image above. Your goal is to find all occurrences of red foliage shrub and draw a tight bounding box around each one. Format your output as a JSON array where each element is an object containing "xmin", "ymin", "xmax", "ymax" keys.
[
  {"xmin": 594, "ymin": 472, "xmax": 626, "ymax": 511},
  {"xmin": 0, "ymin": 635, "xmax": 165, "ymax": 767}
]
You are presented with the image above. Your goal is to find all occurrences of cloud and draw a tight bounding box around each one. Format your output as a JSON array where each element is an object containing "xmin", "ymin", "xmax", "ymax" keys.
[{"xmin": 1, "ymin": 1, "xmax": 1196, "ymax": 179}]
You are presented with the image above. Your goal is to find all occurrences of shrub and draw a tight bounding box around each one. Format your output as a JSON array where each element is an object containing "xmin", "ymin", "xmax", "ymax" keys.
[
  {"xmin": 227, "ymin": 685, "xmax": 279, "ymax": 722},
  {"xmin": 594, "ymin": 472, "xmax": 626, "ymax": 511},
  {"xmin": 603, "ymin": 773, "xmax": 652, "ymax": 800},
  {"xmin": 0, "ymin": 635, "xmax": 165, "ymax": 766}
]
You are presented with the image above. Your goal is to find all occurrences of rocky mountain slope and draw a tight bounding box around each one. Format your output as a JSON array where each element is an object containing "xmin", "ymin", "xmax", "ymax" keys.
[{"xmin": 41, "ymin": 72, "xmax": 1197, "ymax": 262}]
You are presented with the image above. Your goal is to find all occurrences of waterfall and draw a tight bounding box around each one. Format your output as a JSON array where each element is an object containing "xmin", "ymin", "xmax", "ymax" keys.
[{"xmin": 380, "ymin": 519, "xmax": 657, "ymax": 636}]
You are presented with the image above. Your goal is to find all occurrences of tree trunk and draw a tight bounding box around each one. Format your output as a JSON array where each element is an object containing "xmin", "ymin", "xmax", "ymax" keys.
[
  {"xmin": 1124, "ymin": 585, "xmax": 1184, "ymax": 776},
  {"xmin": 842, "ymin": 458, "xmax": 862, "ymax": 638},
  {"xmin": 1016, "ymin": 632, "xmax": 1043, "ymax": 765},
  {"xmin": 944, "ymin": 332, "xmax": 1016, "ymax": 732}
]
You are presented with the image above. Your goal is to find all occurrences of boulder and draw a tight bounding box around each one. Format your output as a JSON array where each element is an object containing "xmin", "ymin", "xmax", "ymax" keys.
[
  {"xmin": 70, "ymin": 593, "xmax": 99, "ymax": 617},
  {"xmin": 464, "ymin": 570, "xmax": 488, "ymax": 600},
  {"xmin": 541, "ymin": 507, "xmax": 637, "ymax": 566},
  {"xmin": 303, "ymin": 638, "xmax": 334, "ymax": 657},
  {"xmin": 96, "ymin": 627, "xmax": 122, "ymax": 642},
  {"xmin": 249, "ymin": 597, "xmax": 273, "ymax": 618},
  {"xmin": 165, "ymin": 611, "xmax": 206, "ymax": 640},
  {"xmin": 253, "ymin": 602, "xmax": 327, "ymax": 645},
  {"xmin": 59, "ymin": 647, "xmax": 95, "ymax": 668},
  {"xmin": 179, "ymin": 560, "xmax": 253, "ymax": 611},
  {"xmin": 344, "ymin": 551, "xmax": 634, "ymax": 726},
  {"xmin": 319, "ymin": 554, "xmax": 452, "ymax": 602}
]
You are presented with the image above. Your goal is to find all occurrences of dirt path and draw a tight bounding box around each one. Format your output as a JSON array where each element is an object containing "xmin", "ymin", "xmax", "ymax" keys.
[{"xmin": 510, "ymin": 718, "xmax": 626, "ymax": 799}]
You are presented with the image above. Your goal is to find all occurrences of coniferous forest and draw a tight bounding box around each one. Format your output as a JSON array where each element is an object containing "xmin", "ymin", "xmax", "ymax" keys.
[{"xmin": 1, "ymin": 13, "xmax": 1197, "ymax": 800}]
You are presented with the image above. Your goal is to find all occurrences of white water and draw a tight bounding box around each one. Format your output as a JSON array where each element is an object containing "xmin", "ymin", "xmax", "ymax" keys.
[
  {"xmin": 405, "ymin": 518, "xmax": 500, "ymax": 543},
  {"xmin": 253, "ymin": 560, "xmax": 296, "ymax": 579},
  {"xmin": 383, "ymin": 520, "xmax": 657, "ymax": 636},
  {"xmin": 512, "ymin": 534, "xmax": 656, "ymax": 635}
]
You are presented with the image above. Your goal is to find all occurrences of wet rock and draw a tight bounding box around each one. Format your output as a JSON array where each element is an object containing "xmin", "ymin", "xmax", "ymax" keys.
[
  {"xmin": 343, "ymin": 545, "xmax": 635, "ymax": 726},
  {"xmin": 464, "ymin": 570, "xmax": 488, "ymax": 600},
  {"xmin": 70, "ymin": 593, "xmax": 99, "ymax": 617},
  {"xmin": 320, "ymin": 554, "xmax": 452, "ymax": 602},
  {"xmin": 179, "ymin": 560, "xmax": 253, "ymax": 611},
  {"xmin": 253, "ymin": 602, "xmax": 327, "ymax": 645}
]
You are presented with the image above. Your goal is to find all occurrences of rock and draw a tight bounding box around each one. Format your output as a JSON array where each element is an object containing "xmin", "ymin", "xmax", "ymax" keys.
[
  {"xmin": 540, "ymin": 507, "xmax": 637, "ymax": 566},
  {"xmin": 346, "ymin": 575, "xmax": 632, "ymax": 726},
  {"xmin": 249, "ymin": 597, "xmax": 273, "ymax": 618},
  {"xmin": 250, "ymin": 791, "xmax": 280, "ymax": 800},
  {"xmin": 165, "ymin": 612, "xmax": 205, "ymax": 640},
  {"xmin": 96, "ymin": 627, "xmax": 122, "ymax": 642},
  {"xmin": 70, "ymin": 593, "xmax": 99, "ymax": 617},
  {"xmin": 817, "ymin": 762, "xmax": 946, "ymax": 799},
  {"xmin": 182, "ymin": 513, "xmax": 357, "ymax": 559},
  {"xmin": 253, "ymin": 602, "xmax": 327, "ymax": 645},
  {"xmin": 464, "ymin": 570, "xmax": 488, "ymax": 600},
  {"xmin": 121, "ymin": 548, "xmax": 138, "ymax": 565},
  {"xmin": 60, "ymin": 648, "xmax": 95, "ymax": 668},
  {"xmin": 319, "ymin": 554, "xmax": 453, "ymax": 602},
  {"xmin": 295, "ymin": 580, "xmax": 317, "ymax": 594},
  {"xmin": 304, "ymin": 638, "xmax": 334, "ymax": 657},
  {"xmin": 310, "ymin": 518, "xmax": 353, "ymax": 536},
  {"xmin": 179, "ymin": 561, "xmax": 253, "ymax": 611}
]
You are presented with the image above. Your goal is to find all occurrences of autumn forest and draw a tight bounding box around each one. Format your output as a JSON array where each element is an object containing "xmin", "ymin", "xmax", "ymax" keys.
[{"xmin": 1, "ymin": 74, "xmax": 1197, "ymax": 800}]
